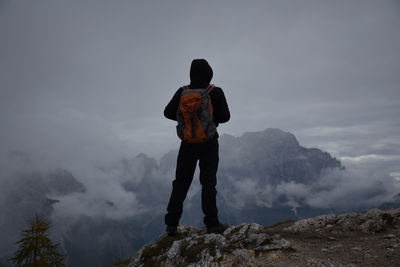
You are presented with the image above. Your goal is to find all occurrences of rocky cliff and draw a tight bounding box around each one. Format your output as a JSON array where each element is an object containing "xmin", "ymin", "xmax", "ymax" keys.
[{"xmin": 117, "ymin": 208, "xmax": 400, "ymax": 267}]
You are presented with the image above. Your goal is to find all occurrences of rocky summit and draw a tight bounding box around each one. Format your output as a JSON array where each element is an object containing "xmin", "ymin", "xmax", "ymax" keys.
[
  {"xmin": 116, "ymin": 208, "xmax": 400, "ymax": 267},
  {"xmin": 128, "ymin": 223, "xmax": 293, "ymax": 267},
  {"xmin": 286, "ymin": 208, "xmax": 400, "ymax": 234}
]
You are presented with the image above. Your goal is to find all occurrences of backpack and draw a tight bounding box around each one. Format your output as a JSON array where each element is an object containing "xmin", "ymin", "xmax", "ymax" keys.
[{"xmin": 176, "ymin": 84, "xmax": 217, "ymax": 143}]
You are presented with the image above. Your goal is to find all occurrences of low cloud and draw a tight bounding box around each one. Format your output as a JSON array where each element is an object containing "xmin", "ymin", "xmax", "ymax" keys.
[
  {"xmin": 224, "ymin": 165, "xmax": 400, "ymax": 212},
  {"xmin": 341, "ymin": 154, "xmax": 400, "ymax": 164},
  {"xmin": 304, "ymin": 167, "xmax": 399, "ymax": 210},
  {"xmin": 50, "ymin": 183, "xmax": 145, "ymax": 221}
]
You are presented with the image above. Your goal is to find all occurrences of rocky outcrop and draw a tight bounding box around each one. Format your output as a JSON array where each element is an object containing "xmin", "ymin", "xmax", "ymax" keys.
[
  {"xmin": 286, "ymin": 208, "xmax": 400, "ymax": 233},
  {"xmin": 128, "ymin": 223, "xmax": 293, "ymax": 267},
  {"xmin": 124, "ymin": 208, "xmax": 400, "ymax": 267}
]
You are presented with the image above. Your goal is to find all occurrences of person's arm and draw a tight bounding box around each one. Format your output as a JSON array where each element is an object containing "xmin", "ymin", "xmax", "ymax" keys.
[
  {"xmin": 212, "ymin": 87, "xmax": 230, "ymax": 124},
  {"xmin": 163, "ymin": 88, "xmax": 182, "ymax": 121}
]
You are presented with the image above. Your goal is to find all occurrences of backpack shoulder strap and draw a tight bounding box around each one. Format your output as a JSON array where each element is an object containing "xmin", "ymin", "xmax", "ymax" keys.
[{"xmin": 206, "ymin": 84, "xmax": 215, "ymax": 93}]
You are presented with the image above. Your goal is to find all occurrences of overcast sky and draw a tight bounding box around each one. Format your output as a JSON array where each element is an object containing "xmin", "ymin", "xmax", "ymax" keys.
[{"xmin": 1, "ymin": 0, "xmax": 399, "ymax": 177}]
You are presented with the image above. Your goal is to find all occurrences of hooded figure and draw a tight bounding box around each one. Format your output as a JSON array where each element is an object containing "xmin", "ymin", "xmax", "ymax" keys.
[
  {"xmin": 164, "ymin": 59, "xmax": 230, "ymax": 128},
  {"xmin": 189, "ymin": 59, "xmax": 213, "ymax": 88},
  {"xmin": 163, "ymin": 59, "xmax": 230, "ymax": 235}
]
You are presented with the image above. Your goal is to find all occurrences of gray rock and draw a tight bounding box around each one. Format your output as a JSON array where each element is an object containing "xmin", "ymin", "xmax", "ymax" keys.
[
  {"xmin": 330, "ymin": 244, "xmax": 343, "ymax": 249},
  {"xmin": 286, "ymin": 208, "xmax": 400, "ymax": 233},
  {"xmin": 255, "ymin": 239, "xmax": 291, "ymax": 251},
  {"xmin": 383, "ymin": 234, "xmax": 396, "ymax": 239},
  {"xmin": 128, "ymin": 223, "xmax": 293, "ymax": 267},
  {"xmin": 166, "ymin": 240, "xmax": 182, "ymax": 259},
  {"xmin": 128, "ymin": 208, "xmax": 400, "ymax": 267}
]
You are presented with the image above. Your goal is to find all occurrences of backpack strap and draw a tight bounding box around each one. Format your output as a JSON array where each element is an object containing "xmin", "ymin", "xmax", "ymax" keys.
[
  {"xmin": 206, "ymin": 84, "xmax": 215, "ymax": 93},
  {"xmin": 181, "ymin": 84, "xmax": 214, "ymax": 92}
]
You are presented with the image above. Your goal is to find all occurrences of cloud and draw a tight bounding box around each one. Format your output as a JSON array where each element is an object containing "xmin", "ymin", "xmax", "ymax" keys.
[
  {"xmin": 341, "ymin": 154, "xmax": 400, "ymax": 164},
  {"xmin": 1, "ymin": 0, "xmax": 399, "ymax": 165},
  {"xmin": 222, "ymin": 163, "xmax": 400, "ymax": 212},
  {"xmin": 390, "ymin": 172, "xmax": 400, "ymax": 181},
  {"xmin": 50, "ymin": 175, "xmax": 146, "ymax": 221},
  {"xmin": 0, "ymin": 108, "xmax": 131, "ymax": 175},
  {"xmin": 303, "ymin": 167, "xmax": 400, "ymax": 210}
]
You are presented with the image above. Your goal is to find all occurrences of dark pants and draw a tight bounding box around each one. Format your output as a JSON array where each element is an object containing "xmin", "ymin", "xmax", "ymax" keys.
[{"xmin": 165, "ymin": 136, "xmax": 220, "ymax": 228}]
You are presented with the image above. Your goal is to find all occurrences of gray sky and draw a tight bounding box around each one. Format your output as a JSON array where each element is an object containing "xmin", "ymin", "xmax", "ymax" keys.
[{"xmin": 1, "ymin": 0, "xmax": 399, "ymax": 177}]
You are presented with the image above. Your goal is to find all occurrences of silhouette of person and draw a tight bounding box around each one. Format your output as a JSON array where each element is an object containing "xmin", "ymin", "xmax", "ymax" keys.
[{"xmin": 164, "ymin": 59, "xmax": 230, "ymax": 235}]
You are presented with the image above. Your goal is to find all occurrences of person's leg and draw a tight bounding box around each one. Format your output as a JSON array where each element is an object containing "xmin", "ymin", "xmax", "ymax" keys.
[
  {"xmin": 198, "ymin": 137, "xmax": 220, "ymax": 228},
  {"xmin": 165, "ymin": 142, "xmax": 198, "ymax": 227}
]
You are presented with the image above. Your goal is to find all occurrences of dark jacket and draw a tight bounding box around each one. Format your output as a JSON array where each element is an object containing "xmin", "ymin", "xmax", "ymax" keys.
[{"xmin": 164, "ymin": 59, "xmax": 230, "ymax": 137}]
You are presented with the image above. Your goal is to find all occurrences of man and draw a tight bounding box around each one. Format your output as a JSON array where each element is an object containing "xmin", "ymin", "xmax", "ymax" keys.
[{"xmin": 164, "ymin": 59, "xmax": 231, "ymax": 235}]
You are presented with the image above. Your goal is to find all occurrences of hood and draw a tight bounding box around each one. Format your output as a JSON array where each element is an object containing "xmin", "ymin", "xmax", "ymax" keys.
[{"xmin": 189, "ymin": 59, "xmax": 213, "ymax": 88}]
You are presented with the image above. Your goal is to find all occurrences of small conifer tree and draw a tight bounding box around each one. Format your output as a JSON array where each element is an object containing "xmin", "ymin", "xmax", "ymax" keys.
[{"xmin": 9, "ymin": 214, "xmax": 65, "ymax": 267}]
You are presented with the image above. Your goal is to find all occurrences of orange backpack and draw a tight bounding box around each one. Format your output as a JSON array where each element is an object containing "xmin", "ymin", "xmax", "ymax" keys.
[{"xmin": 176, "ymin": 85, "xmax": 217, "ymax": 143}]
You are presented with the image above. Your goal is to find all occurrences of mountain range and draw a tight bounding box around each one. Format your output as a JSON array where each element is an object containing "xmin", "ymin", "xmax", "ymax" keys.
[{"xmin": 0, "ymin": 128, "xmax": 398, "ymax": 267}]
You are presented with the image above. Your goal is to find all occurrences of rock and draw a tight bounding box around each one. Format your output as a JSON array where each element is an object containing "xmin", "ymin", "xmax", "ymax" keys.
[
  {"xmin": 272, "ymin": 233, "xmax": 280, "ymax": 239},
  {"xmin": 330, "ymin": 244, "xmax": 343, "ymax": 249},
  {"xmin": 125, "ymin": 208, "xmax": 400, "ymax": 267},
  {"xmin": 286, "ymin": 208, "xmax": 400, "ymax": 233},
  {"xmin": 326, "ymin": 224, "xmax": 334, "ymax": 231},
  {"xmin": 255, "ymin": 239, "xmax": 291, "ymax": 251},
  {"xmin": 383, "ymin": 234, "xmax": 396, "ymax": 239},
  {"xmin": 166, "ymin": 240, "xmax": 182, "ymax": 259},
  {"xmin": 128, "ymin": 223, "xmax": 293, "ymax": 267}
]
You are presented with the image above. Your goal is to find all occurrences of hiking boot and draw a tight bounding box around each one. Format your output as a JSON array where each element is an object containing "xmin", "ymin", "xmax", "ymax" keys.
[
  {"xmin": 166, "ymin": 226, "xmax": 178, "ymax": 236},
  {"xmin": 206, "ymin": 223, "xmax": 229, "ymax": 234}
]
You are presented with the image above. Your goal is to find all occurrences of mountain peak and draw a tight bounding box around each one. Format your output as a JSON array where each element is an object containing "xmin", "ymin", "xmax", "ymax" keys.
[
  {"xmin": 219, "ymin": 128, "xmax": 342, "ymax": 185},
  {"xmin": 243, "ymin": 128, "xmax": 299, "ymax": 146}
]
